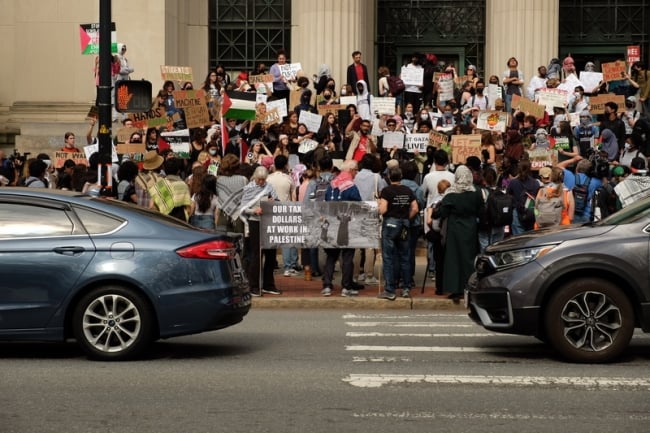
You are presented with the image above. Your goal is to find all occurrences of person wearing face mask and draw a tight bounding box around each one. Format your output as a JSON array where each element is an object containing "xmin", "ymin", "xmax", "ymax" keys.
[
  {"xmin": 573, "ymin": 110, "xmax": 600, "ymax": 158},
  {"xmin": 436, "ymin": 104, "xmax": 456, "ymax": 133},
  {"xmin": 413, "ymin": 108, "xmax": 432, "ymax": 133},
  {"xmin": 617, "ymin": 134, "xmax": 647, "ymax": 169},
  {"xmin": 318, "ymin": 89, "xmax": 338, "ymax": 105},
  {"xmin": 568, "ymin": 85, "xmax": 589, "ymax": 113},
  {"xmin": 622, "ymin": 96, "xmax": 641, "ymax": 136},
  {"xmin": 464, "ymin": 79, "xmax": 488, "ymax": 111},
  {"xmin": 598, "ymin": 102, "xmax": 627, "ymax": 151}
]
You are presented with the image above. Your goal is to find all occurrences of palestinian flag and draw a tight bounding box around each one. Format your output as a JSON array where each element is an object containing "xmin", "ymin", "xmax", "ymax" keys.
[{"xmin": 221, "ymin": 91, "xmax": 257, "ymax": 121}]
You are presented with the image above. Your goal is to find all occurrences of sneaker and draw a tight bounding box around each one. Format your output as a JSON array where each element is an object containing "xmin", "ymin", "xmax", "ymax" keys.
[
  {"xmin": 357, "ymin": 273, "xmax": 366, "ymax": 282},
  {"xmin": 364, "ymin": 276, "xmax": 379, "ymax": 285},
  {"xmin": 430, "ymin": 273, "xmax": 436, "ymax": 281},
  {"xmin": 401, "ymin": 289, "xmax": 411, "ymax": 298},
  {"xmin": 284, "ymin": 269, "xmax": 299, "ymax": 277},
  {"xmin": 321, "ymin": 287, "xmax": 332, "ymax": 297},
  {"xmin": 341, "ymin": 288, "xmax": 359, "ymax": 297},
  {"xmin": 262, "ymin": 288, "xmax": 282, "ymax": 295},
  {"xmin": 250, "ymin": 288, "xmax": 261, "ymax": 297},
  {"xmin": 377, "ymin": 291, "xmax": 396, "ymax": 301},
  {"xmin": 293, "ymin": 265, "xmax": 303, "ymax": 271},
  {"xmin": 350, "ymin": 282, "xmax": 365, "ymax": 291}
]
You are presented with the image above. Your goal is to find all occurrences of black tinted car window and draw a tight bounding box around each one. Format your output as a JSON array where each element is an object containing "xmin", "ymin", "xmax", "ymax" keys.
[
  {"xmin": 0, "ymin": 203, "xmax": 73, "ymax": 238},
  {"xmin": 73, "ymin": 206, "xmax": 125, "ymax": 234}
]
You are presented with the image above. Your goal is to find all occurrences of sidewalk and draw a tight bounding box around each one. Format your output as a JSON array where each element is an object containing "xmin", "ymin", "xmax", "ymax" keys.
[{"xmin": 251, "ymin": 251, "xmax": 467, "ymax": 311}]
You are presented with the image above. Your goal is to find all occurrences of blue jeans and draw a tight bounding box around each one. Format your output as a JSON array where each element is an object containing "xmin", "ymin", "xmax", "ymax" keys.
[
  {"xmin": 189, "ymin": 214, "xmax": 215, "ymax": 230},
  {"xmin": 478, "ymin": 226, "xmax": 505, "ymax": 254},
  {"xmin": 510, "ymin": 209, "xmax": 526, "ymax": 236},
  {"xmin": 282, "ymin": 246, "xmax": 298, "ymax": 270},
  {"xmin": 381, "ymin": 217, "xmax": 412, "ymax": 293}
]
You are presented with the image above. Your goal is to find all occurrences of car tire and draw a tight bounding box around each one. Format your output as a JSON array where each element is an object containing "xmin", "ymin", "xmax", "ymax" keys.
[
  {"xmin": 73, "ymin": 286, "xmax": 155, "ymax": 361},
  {"xmin": 544, "ymin": 278, "xmax": 634, "ymax": 363}
]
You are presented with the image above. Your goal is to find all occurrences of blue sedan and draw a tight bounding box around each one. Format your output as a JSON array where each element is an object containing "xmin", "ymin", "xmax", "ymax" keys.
[{"xmin": 0, "ymin": 188, "xmax": 251, "ymax": 360}]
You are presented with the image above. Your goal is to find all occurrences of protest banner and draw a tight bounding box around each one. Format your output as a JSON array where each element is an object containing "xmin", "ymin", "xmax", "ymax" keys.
[
  {"xmin": 298, "ymin": 138, "xmax": 319, "ymax": 154},
  {"xmin": 451, "ymin": 134, "xmax": 481, "ymax": 164},
  {"xmin": 256, "ymin": 107, "xmax": 281, "ymax": 126},
  {"xmin": 128, "ymin": 108, "xmax": 174, "ymax": 130},
  {"xmin": 279, "ymin": 63, "xmax": 302, "ymax": 81},
  {"xmin": 54, "ymin": 151, "xmax": 87, "ymax": 168},
  {"xmin": 400, "ymin": 66, "xmax": 423, "ymax": 87},
  {"xmin": 511, "ymin": 94, "xmax": 546, "ymax": 119},
  {"xmin": 557, "ymin": 73, "xmax": 583, "ymax": 99},
  {"xmin": 382, "ymin": 131, "xmax": 404, "ymax": 149},
  {"xmin": 339, "ymin": 96, "xmax": 357, "ymax": 106},
  {"xmin": 537, "ymin": 88, "xmax": 568, "ymax": 114},
  {"xmin": 528, "ymin": 148, "xmax": 558, "ymax": 170},
  {"xmin": 371, "ymin": 97, "xmax": 396, "ymax": 115},
  {"xmin": 84, "ymin": 143, "xmax": 119, "ymax": 163},
  {"xmin": 487, "ymin": 84, "xmax": 503, "ymax": 109},
  {"xmin": 260, "ymin": 201, "xmax": 380, "ymax": 249},
  {"xmin": 172, "ymin": 89, "xmax": 211, "ymax": 128},
  {"xmin": 403, "ymin": 133, "xmax": 430, "ymax": 153},
  {"xmin": 160, "ymin": 129, "xmax": 191, "ymax": 158},
  {"xmin": 266, "ymin": 98, "xmax": 288, "ymax": 118},
  {"xmin": 116, "ymin": 142, "xmax": 146, "ymax": 154},
  {"xmin": 589, "ymin": 93, "xmax": 625, "ymax": 114},
  {"xmin": 579, "ymin": 71, "xmax": 604, "ymax": 93},
  {"xmin": 79, "ymin": 22, "xmax": 116, "ymax": 55},
  {"xmin": 627, "ymin": 45, "xmax": 641, "ymax": 64},
  {"xmin": 160, "ymin": 65, "xmax": 193, "ymax": 82},
  {"xmin": 601, "ymin": 61, "xmax": 627, "ymax": 82},
  {"xmin": 437, "ymin": 73, "xmax": 454, "ymax": 102},
  {"xmin": 476, "ymin": 111, "xmax": 508, "ymax": 133},
  {"xmin": 298, "ymin": 110, "xmax": 323, "ymax": 133}
]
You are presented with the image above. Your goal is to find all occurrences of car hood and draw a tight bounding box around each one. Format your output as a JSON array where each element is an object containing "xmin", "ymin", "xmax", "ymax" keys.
[{"xmin": 486, "ymin": 224, "xmax": 616, "ymax": 252}]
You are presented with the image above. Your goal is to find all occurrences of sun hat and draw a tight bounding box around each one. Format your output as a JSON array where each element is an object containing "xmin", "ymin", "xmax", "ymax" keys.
[{"xmin": 142, "ymin": 150, "xmax": 164, "ymax": 170}]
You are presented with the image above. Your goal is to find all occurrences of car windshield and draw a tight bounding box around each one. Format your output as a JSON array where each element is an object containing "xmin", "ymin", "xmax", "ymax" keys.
[{"xmin": 597, "ymin": 196, "xmax": 650, "ymax": 226}]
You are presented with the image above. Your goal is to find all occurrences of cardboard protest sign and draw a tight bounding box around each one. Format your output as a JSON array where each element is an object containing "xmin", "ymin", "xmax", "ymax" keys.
[
  {"xmin": 260, "ymin": 201, "xmax": 380, "ymax": 249},
  {"xmin": 527, "ymin": 148, "xmax": 558, "ymax": 170},
  {"xmin": 248, "ymin": 74, "xmax": 274, "ymax": 85},
  {"xmin": 339, "ymin": 96, "xmax": 357, "ymax": 106},
  {"xmin": 476, "ymin": 111, "xmax": 508, "ymax": 133},
  {"xmin": 454, "ymin": 75, "xmax": 470, "ymax": 88},
  {"xmin": 429, "ymin": 131, "xmax": 449, "ymax": 147},
  {"xmin": 86, "ymin": 105, "xmax": 98, "ymax": 120},
  {"xmin": 589, "ymin": 93, "xmax": 625, "ymax": 114},
  {"xmin": 318, "ymin": 104, "xmax": 345, "ymax": 117},
  {"xmin": 298, "ymin": 110, "xmax": 323, "ymax": 133},
  {"xmin": 451, "ymin": 134, "xmax": 481, "ymax": 164},
  {"xmin": 54, "ymin": 151, "xmax": 87, "ymax": 168},
  {"xmin": 627, "ymin": 45, "xmax": 641, "ymax": 64},
  {"xmin": 400, "ymin": 66, "xmax": 423, "ymax": 87},
  {"xmin": 256, "ymin": 107, "xmax": 282, "ymax": 126},
  {"xmin": 172, "ymin": 89, "xmax": 210, "ymax": 128},
  {"xmin": 116, "ymin": 142, "xmax": 146, "ymax": 154},
  {"xmin": 160, "ymin": 65, "xmax": 193, "ymax": 82},
  {"xmin": 601, "ymin": 61, "xmax": 627, "ymax": 82},
  {"xmin": 279, "ymin": 63, "xmax": 302, "ymax": 81},
  {"xmin": 371, "ymin": 97, "xmax": 396, "ymax": 115},
  {"xmin": 382, "ymin": 131, "xmax": 405, "ymax": 149},
  {"xmin": 403, "ymin": 133, "xmax": 430, "ymax": 153},
  {"xmin": 128, "ymin": 108, "xmax": 175, "ymax": 130},
  {"xmin": 511, "ymin": 94, "xmax": 546, "ymax": 119},
  {"xmin": 116, "ymin": 127, "xmax": 142, "ymax": 144}
]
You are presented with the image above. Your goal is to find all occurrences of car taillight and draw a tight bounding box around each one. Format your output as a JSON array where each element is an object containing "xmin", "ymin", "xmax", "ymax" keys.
[{"xmin": 176, "ymin": 240, "xmax": 235, "ymax": 260}]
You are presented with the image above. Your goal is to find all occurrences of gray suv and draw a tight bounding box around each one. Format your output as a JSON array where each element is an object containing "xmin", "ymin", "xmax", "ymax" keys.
[{"xmin": 467, "ymin": 196, "xmax": 650, "ymax": 363}]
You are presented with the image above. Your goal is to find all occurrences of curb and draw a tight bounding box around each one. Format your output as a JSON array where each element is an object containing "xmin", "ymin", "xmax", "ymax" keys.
[{"xmin": 251, "ymin": 297, "xmax": 468, "ymax": 310}]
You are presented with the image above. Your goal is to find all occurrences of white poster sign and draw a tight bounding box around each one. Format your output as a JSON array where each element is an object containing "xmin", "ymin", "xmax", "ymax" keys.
[
  {"xmin": 403, "ymin": 133, "xmax": 430, "ymax": 153},
  {"xmin": 371, "ymin": 97, "xmax": 396, "ymax": 115},
  {"xmin": 400, "ymin": 66, "xmax": 424, "ymax": 87},
  {"xmin": 298, "ymin": 110, "xmax": 323, "ymax": 133}
]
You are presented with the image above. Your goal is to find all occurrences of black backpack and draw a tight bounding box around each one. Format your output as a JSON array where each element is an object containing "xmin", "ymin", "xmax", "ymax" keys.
[
  {"xmin": 592, "ymin": 183, "xmax": 617, "ymax": 220},
  {"xmin": 632, "ymin": 117, "xmax": 650, "ymax": 155},
  {"xmin": 487, "ymin": 188, "xmax": 514, "ymax": 227}
]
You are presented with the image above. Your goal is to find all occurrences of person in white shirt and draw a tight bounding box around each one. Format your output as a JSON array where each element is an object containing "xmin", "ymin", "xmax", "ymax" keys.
[{"xmin": 402, "ymin": 53, "xmax": 424, "ymax": 113}]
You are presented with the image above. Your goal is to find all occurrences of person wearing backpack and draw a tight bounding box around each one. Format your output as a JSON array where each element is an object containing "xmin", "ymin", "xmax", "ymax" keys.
[
  {"xmin": 478, "ymin": 167, "xmax": 510, "ymax": 253},
  {"xmin": 572, "ymin": 159, "xmax": 602, "ymax": 224},
  {"xmin": 506, "ymin": 160, "xmax": 540, "ymax": 235},
  {"xmin": 534, "ymin": 167, "xmax": 574, "ymax": 228}
]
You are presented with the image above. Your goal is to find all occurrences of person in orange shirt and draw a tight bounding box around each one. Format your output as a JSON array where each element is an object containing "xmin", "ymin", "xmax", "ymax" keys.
[
  {"xmin": 61, "ymin": 132, "xmax": 81, "ymax": 153},
  {"xmin": 534, "ymin": 166, "xmax": 574, "ymax": 229}
]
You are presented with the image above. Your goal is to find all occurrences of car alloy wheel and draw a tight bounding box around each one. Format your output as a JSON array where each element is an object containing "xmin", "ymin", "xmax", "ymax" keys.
[
  {"xmin": 73, "ymin": 286, "xmax": 154, "ymax": 361},
  {"xmin": 545, "ymin": 278, "xmax": 634, "ymax": 363}
]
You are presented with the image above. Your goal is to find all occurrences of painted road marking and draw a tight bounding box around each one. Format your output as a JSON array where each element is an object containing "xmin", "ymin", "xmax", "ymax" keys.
[
  {"xmin": 345, "ymin": 345, "xmax": 534, "ymax": 352},
  {"xmin": 352, "ymin": 410, "xmax": 650, "ymax": 420},
  {"xmin": 343, "ymin": 313, "xmax": 466, "ymax": 319},
  {"xmin": 345, "ymin": 322, "xmax": 474, "ymax": 328},
  {"xmin": 346, "ymin": 332, "xmax": 500, "ymax": 338},
  {"xmin": 342, "ymin": 374, "xmax": 650, "ymax": 389}
]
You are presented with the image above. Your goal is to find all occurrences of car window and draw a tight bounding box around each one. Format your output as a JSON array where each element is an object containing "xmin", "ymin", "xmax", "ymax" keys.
[
  {"xmin": 0, "ymin": 203, "xmax": 74, "ymax": 238},
  {"xmin": 600, "ymin": 198, "xmax": 650, "ymax": 226},
  {"xmin": 73, "ymin": 205, "xmax": 125, "ymax": 234}
]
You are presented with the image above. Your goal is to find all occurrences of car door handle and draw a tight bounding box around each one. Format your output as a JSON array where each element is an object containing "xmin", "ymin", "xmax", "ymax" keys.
[{"xmin": 53, "ymin": 246, "xmax": 86, "ymax": 256}]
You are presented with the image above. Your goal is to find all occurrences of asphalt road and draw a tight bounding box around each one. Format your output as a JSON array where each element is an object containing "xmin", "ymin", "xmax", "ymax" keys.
[{"xmin": 2, "ymin": 309, "xmax": 650, "ymax": 433}]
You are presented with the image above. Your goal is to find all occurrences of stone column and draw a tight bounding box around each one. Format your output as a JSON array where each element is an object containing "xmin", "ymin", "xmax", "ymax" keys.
[
  {"xmin": 485, "ymin": 0, "xmax": 559, "ymax": 97},
  {"xmin": 291, "ymin": 0, "xmax": 376, "ymax": 93}
]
